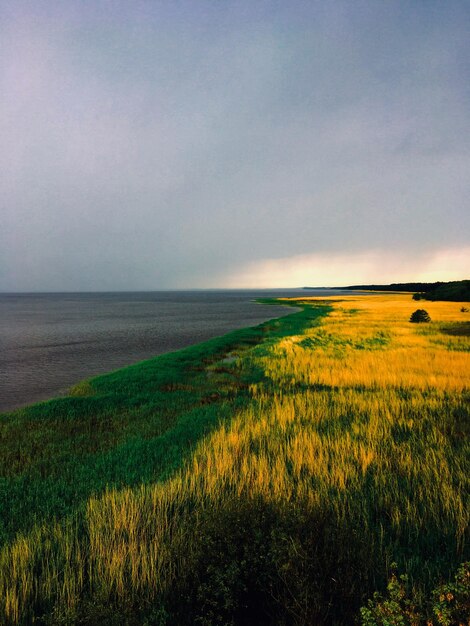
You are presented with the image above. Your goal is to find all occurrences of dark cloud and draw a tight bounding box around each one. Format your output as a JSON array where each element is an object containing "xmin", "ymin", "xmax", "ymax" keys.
[{"xmin": 1, "ymin": 1, "xmax": 469, "ymax": 290}]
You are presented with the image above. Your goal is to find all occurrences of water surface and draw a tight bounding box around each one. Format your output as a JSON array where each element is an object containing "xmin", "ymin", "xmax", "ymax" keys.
[{"xmin": 0, "ymin": 289, "xmax": 344, "ymax": 412}]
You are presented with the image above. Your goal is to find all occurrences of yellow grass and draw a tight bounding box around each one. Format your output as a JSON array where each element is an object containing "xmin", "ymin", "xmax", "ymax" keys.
[{"xmin": 264, "ymin": 295, "xmax": 470, "ymax": 392}]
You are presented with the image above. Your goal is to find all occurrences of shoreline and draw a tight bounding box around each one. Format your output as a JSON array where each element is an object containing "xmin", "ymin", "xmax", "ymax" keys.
[
  {"xmin": 0, "ymin": 298, "xmax": 329, "ymax": 546},
  {"xmin": 0, "ymin": 295, "xmax": 302, "ymax": 415}
]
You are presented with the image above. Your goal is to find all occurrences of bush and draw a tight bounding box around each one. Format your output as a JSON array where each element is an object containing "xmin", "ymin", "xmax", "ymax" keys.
[
  {"xmin": 361, "ymin": 562, "xmax": 470, "ymax": 626},
  {"xmin": 360, "ymin": 565, "xmax": 420, "ymax": 626},
  {"xmin": 410, "ymin": 309, "xmax": 431, "ymax": 323}
]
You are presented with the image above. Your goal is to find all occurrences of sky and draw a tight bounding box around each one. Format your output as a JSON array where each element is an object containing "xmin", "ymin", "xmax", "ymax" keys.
[{"xmin": 1, "ymin": 0, "xmax": 469, "ymax": 291}]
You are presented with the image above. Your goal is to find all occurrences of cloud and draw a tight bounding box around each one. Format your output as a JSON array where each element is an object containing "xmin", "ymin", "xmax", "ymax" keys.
[
  {"xmin": 199, "ymin": 246, "xmax": 470, "ymax": 289},
  {"xmin": 1, "ymin": 1, "xmax": 469, "ymax": 290}
]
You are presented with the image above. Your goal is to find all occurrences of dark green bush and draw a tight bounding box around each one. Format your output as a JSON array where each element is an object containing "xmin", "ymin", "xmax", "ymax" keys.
[{"xmin": 410, "ymin": 309, "xmax": 431, "ymax": 323}]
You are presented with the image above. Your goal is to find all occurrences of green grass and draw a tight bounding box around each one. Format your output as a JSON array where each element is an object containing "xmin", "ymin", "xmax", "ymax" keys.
[{"xmin": 0, "ymin": 301, "xmax": 328, "ymax": 544}]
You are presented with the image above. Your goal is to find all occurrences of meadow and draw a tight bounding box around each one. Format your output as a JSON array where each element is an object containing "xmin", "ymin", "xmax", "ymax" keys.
[{"xmin": 0, "ymin": 295, "xmax": 468, "ymax": 624}]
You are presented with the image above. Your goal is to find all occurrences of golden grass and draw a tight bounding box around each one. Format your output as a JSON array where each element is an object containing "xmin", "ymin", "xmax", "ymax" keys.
[
  {"xmin": 1, "ymin": 295, "xmax": 468, "ymax": 623},
  {"xmin": 265, "ymin": 296, "xmax": 470, "ymax": 392}
]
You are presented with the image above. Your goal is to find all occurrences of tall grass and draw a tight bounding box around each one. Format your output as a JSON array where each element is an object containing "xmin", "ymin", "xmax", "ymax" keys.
[{"xmin": 0, "ymin": 295, "xmax": 468, "ymax": 624}]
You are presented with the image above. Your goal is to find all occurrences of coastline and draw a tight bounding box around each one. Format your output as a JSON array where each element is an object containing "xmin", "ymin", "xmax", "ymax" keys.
[
  {"xmin": 0, "ymin": 298, "xmax": 323, "ymax": 543},
  {"xmin": 0, "ymin": 293, "xmax": 305, "ymax": 414}
]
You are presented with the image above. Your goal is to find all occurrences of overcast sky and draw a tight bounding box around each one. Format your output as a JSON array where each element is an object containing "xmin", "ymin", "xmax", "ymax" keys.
[{"xmin": 1, "ymin": 1, "xmax": 469, "ymax": 290}]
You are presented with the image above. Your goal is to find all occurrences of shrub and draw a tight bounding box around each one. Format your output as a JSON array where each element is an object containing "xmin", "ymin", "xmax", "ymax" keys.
[
  {"xmin": 431, "ymin": 562, "xmax": 470, "ymax": 626},
  {"xmin": 410, "ymin": 309, "xmax": 431, "ymax": 323},
  {"xmin": 360, "ymin": 565, "xmax": 420, "ymax": 626},
  {"xmin": 361, "ymin": 562, "xmax": 470, "ymax": 626}
]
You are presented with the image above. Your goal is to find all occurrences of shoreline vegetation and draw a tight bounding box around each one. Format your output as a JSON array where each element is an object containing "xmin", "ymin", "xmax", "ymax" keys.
[{"xmin": 0, "ymin": 295, "xmax": 468, "ymax": 624}]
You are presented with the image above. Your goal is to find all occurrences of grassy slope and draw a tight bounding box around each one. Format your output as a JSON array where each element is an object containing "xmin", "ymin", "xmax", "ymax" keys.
[
  {"xmin": 0, "ymin": 296, "xmax": 468, "ymax": 625},
  {"xmin": 0, "ymin": 301, "xmax": 321, "ymax": 544}
]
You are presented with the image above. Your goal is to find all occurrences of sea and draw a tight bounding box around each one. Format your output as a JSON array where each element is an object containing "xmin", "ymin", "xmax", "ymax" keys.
[{"xmin": 0, "ymin": 289, "xmax": 346, "ymax": 413}]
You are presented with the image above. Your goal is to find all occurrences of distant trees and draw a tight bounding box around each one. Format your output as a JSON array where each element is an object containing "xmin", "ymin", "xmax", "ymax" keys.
[
  {"xmin": 342, "ymin": 281, "xmax": 470, "ymax": 302},
  {"xmin": 410, "ymin": 309, "xmax": 431, "ymax": 323},
  {"xmin": 416, "ymin": 280, "xmax": 470, "ymax": 302}
]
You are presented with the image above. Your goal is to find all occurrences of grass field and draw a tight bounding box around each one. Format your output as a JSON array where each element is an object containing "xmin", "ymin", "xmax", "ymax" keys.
[{"xmin": 0, "ymin": 295, "xmax": 468, "ymax": 624}]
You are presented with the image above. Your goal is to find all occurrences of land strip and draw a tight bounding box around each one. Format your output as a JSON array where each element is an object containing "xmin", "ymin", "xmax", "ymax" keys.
[{"xmin": 0, "ymin": 295, "xmax": 468, "ymax": 624}]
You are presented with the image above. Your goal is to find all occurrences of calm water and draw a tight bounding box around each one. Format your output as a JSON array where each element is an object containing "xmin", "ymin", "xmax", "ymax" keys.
[{"xmin": 0, "ymin": 289, "xmax": 343, "ymax": 413}]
